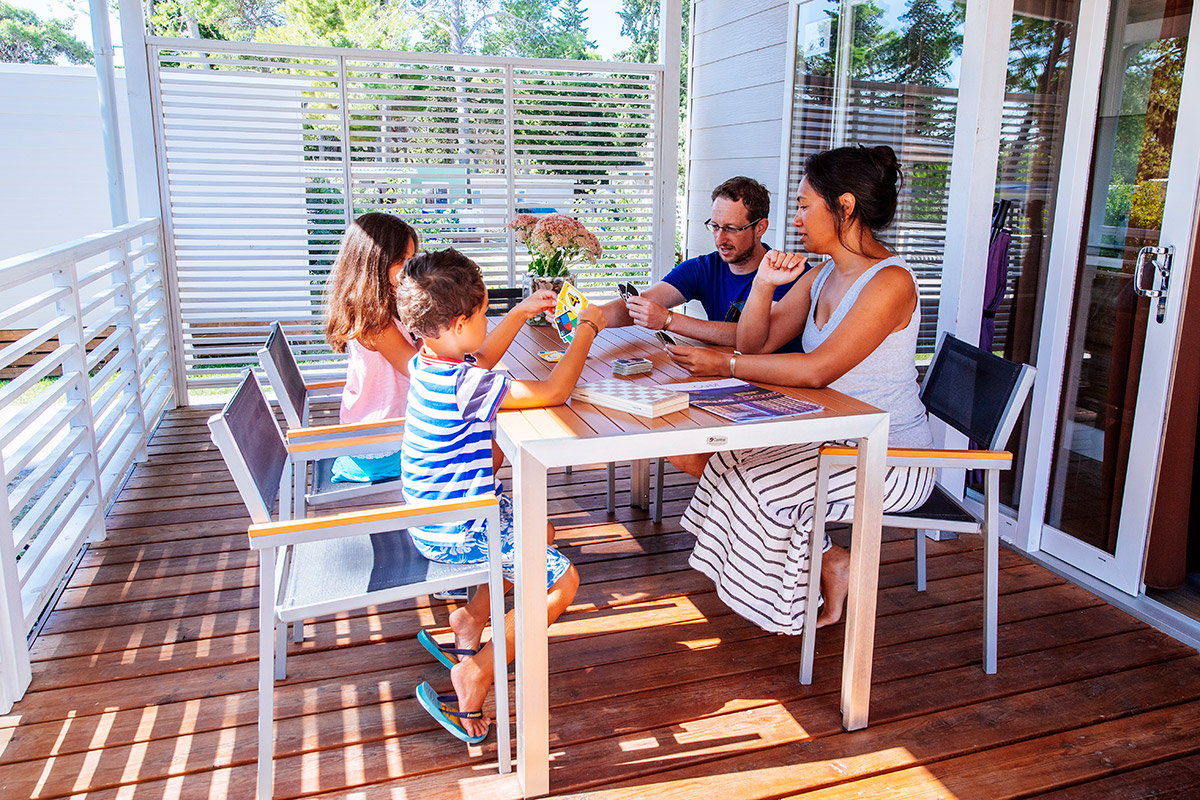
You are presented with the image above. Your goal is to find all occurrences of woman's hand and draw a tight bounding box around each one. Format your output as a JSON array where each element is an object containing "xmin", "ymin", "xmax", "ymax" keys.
[
  {"xmin": 666, "ymin": 344, "xmax": 728, "ymax": 377},
  {"xmin": 758, "ymin": 250, "xmax": 809, "ymax": 287},
  {"xmin": 624, "ymin": 296, "xmax": 670, "ymax": 330},
  {"xmin": 515, "ymin": 289, "xmax": 556, "ymax": 320}
]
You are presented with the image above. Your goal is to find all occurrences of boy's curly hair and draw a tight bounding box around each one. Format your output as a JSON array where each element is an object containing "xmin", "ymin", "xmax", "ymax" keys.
[{"xmin": 396, "ymin": 248, "xmax": 487, "ymax": 338}]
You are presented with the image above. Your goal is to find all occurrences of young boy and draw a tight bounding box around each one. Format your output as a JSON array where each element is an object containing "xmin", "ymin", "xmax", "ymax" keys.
[{"xmin": 396, "ymin": 247, "xmax": 606, "ymax": 743}]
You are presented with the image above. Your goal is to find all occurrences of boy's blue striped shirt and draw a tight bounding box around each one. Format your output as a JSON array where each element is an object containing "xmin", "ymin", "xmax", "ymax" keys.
[{"xmin": 401, "ymin": 351, "xmax": 509, "ymax": 543}]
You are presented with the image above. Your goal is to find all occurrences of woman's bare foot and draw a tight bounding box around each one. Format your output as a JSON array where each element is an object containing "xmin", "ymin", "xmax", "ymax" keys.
[
  {"xmin": 815, "ymin": 543, "xmax": 850, "ymax": 628},
  {"xmin": 448, "ymin": 603, "xmax": 487, "ymax": 654},
  {"xmin": 449, "ymin": 655, "xmax": 492, "ymax": 738}
]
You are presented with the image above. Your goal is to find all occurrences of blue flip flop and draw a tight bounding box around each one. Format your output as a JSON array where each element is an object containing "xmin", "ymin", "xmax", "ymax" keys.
[
  {"xmin": 415, "ymin": 681, "xmax": 488, "ymax": 744},
  {"xmin": 417, "ymin": 629, "xmax": 477, "ymax": 670}
]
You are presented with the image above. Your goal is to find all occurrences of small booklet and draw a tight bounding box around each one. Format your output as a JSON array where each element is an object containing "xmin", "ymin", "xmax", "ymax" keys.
[
  {"xmin": 664, "ymin": 378, "xmax": 823, "ymax": 423},
  {"xmin": 571, "ymin": 378, "xmax": 689, "ymax": 418}
]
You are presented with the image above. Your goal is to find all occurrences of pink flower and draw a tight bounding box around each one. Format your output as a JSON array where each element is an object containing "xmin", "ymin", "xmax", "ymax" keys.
[
  {"xmin": 508, "ymin": 213, "xmax": 602, "ymax": 276},
  {"xmin": 508, "ymin": 214, "xmax": 540, "ymax": 244}
]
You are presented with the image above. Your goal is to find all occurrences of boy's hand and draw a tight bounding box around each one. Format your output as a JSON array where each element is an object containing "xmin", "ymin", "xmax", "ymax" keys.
[
  {"xmin": 758, "ymin": 250, "xmax": 808, "ymax": 287},
  {"xmin": 515, "ymin": 289, "xmax": 556, "ymax": 320},
  {"xmin": 666, "ymin": 344, "xmax": 728, "ymax": 377}
]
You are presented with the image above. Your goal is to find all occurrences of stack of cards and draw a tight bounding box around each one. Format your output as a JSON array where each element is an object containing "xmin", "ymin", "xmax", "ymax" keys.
[{"xmin": 612, "ymin": 357, "xmax": 653, "ymax": 376}]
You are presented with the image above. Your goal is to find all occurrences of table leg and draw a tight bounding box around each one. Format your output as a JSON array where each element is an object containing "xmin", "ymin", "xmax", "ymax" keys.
[
  {"xmin": 840, "ymin": 414, "xmax": 888, "ymax": 731},
  {"xmin": 512, "ymin": 448, "xmax": 550, "ymax": 797},
  {"xmin": 630, "ymin": 459, "xmax": 650, "ymax": 510}
]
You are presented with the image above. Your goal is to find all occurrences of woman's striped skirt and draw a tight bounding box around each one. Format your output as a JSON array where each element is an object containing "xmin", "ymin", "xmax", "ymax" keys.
[{"xmin": 681, "ymin": 441, "xmax": 935, "ymax": 635}]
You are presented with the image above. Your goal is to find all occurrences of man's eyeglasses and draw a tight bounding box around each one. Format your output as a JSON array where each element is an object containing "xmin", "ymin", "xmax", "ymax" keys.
[{"xmin": 704, "ymin": 218, "xmax": 763, "ymax": 234}]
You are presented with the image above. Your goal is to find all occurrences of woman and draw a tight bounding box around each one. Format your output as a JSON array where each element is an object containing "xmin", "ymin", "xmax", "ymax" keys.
[{"xmin": 667, "ymin": 145, "xmax": 935, "ymax": 634}]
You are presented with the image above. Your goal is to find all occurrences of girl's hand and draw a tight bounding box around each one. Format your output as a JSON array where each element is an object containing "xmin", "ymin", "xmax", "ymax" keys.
[
  {"xmin": 515, "ymin": 289, "xmax": 556, "ymax": 320},
  {"xmin": 666, "ymin": 344, "xmax": 728, "ymax": 377},
  {"xmin": 580, "ymin": 302, "xmax": 607, "ymax": 332},
  {"xmin": 758, "ymin": 250, "xmax": 809, "ymax": 286}
]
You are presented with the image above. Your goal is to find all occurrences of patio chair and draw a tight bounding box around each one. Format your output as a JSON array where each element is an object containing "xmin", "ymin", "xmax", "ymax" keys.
[
  {"xmin": 208, "ymin": 370, "xmax": 510, "ymax": 799},
  {"xmin": 801, "ymin": 333, "xmax": 1036, "ymax": 681},
  {"xmin": 257, "ymin": 321, "xmax": 406, "ymax": 518}
]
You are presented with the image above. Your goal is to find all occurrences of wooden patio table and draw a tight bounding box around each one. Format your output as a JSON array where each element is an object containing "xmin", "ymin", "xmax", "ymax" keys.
[{"xmin": 493, "ymin": 322, "xmax": 890, "ymax": 798}]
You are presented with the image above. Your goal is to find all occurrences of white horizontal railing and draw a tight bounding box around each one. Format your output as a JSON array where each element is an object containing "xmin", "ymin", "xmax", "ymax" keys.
[
  {"xmin": 146, "ymin": 36, "xmax": 667, "ymax": 389},
  {"xmin": 0, "ymin": 218, "xmax": 175, "ymax": 712}
]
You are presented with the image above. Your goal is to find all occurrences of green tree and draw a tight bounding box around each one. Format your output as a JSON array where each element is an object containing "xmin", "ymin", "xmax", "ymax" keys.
[
  {"xmin": 0, "ymin": 2, "xmax": 92, "ymax": 64},
  {"xmin": 256, "ymin": 0, "xmax": 418, "ymax": 49},
  {"xmin": 880, "ymin": 0, "xmax": 962, "ymax": 87},
  {"xmin": 149, "ymin": 0, "xmax": 282, "ymax": 40}
]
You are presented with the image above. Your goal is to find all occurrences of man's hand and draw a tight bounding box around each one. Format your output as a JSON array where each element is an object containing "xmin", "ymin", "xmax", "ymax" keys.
[
  {"xmin": 625, "ymin": 296, "xmax": 671, "ymax": 331},
  {"xmin": 666, "ymin": 344, "xmax": 728, "ymax": 377},
  {"xmin": 758, "ymin": 250, "xmax": 808, "ymax": 287},
  {"xmin": 514, "ymin": 289, "xmax": 556, "ymax": 320}
]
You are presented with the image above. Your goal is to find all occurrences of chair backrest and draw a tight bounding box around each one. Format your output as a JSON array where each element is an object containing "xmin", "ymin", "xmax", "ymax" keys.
[
  {"xmin": 487, "ymin": 287, "xmax": 525, "ymax": 316},
  {"xmin": 257, "ymin": 321, "xmax": 309, "ymax": 428},
  {"xmin": 920, "ymin": 333, "xmax": 1036, "ymax": 450},
  {"xmin": 208, "ymin": 370, "xmax": 289, "ymax": 524}
]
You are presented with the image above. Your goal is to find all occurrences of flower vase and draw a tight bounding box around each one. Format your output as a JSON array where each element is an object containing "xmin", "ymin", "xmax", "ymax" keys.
[{"xmin": 523, "ymin": 272, "xmax": 575, "ymax": 326}]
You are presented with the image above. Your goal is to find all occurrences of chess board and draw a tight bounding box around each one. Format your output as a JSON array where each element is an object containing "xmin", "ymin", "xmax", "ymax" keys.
[{"xmin": 570, "ymin": 378, "xmax": 689, "ymax": 418}]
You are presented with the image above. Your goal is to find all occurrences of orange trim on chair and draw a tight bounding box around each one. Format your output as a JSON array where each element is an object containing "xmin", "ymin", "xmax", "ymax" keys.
[
  {"xmin": 248, "ymin": 495, "xmax": 499, "ymax": 539},
  {"xmin": 287, "ymin": 417, "xmax": 406, "ymax": 439},
  {"xmin": 819, "ymin": 445, "xmax": 1012, "ymax": 462},
  {"xmin": 305, "ymin": 379, "xmax": 346, "ymax": 390}
]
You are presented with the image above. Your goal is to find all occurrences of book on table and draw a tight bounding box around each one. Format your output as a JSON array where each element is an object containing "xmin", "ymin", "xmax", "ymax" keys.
[
  {"xmin": 570, "ymin": 378, "xmax": 689, "ymax": 418},
  {"xmin": 665, "ymin": 378, "xmax": 823, "ymax": 423}
]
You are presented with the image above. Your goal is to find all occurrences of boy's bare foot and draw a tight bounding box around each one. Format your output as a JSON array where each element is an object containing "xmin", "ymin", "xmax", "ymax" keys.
[
  {"xmin": 448, "ymin": 604, "xmax": 487, "ymax": 654},
  {"xmin": 815, "ymin": 543, "xmax": 850, "ymax": 628},
  {"xmin": 449, "ymin": 657, "xmax": 492, "ymax": 738}
]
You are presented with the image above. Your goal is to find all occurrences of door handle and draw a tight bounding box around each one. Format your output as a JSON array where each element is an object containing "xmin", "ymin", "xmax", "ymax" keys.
[{"xmin": 1133, "ymin": 245, "xmax": 1174, "ymax": 322}]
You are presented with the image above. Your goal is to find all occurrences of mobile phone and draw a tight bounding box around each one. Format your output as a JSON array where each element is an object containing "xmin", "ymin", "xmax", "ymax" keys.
[{"xmin": 655, "ymin": 330, "xmax": 676, "ymax": 346}]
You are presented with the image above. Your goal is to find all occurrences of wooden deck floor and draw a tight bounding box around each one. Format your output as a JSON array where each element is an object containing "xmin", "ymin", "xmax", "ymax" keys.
[{"xmin": 4, "ymin": 406, "xmax": 1200, "ymax": 799}]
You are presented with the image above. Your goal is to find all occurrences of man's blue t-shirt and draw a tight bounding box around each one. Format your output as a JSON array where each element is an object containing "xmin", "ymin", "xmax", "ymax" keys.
[{"xmin": 661, "ymin": 246, "xmax": 805, "ymax": 353}]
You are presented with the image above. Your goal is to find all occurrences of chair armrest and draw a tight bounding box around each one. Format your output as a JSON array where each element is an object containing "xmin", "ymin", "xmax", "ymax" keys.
[
  {"xmin": 285, "ymin": 426, "xmax": 405, "ymax": 458},
  {"xmin": 818, "ymin": 445, "xmax": 1013, "ymax": 471},
  {"xmin": 287, "ymin": 417, "xmax": 405, "ymax": 439},
  {"xmin": 247, "ymin": 494, "xmax": 499, "ymax": 549},
  {"xmin": 306, "ymin": 379, "xmax": 346, "ymax": 390}
]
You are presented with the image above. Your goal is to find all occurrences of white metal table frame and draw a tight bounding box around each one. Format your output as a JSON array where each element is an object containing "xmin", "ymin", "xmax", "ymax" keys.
[{"xmin": 495, "ymin": 370, "xmax": 889, "ymax": 797}]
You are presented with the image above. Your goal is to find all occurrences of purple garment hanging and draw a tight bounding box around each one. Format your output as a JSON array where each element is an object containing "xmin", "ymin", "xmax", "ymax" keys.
[{"xmin": 980, "ymin": 228, "xmax": 1012, "ymax": 353}]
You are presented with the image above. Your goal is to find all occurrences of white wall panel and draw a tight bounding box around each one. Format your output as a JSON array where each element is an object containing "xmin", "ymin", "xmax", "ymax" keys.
[
  {"xmin": 0, "ymin": 65, "xmax": 139, "ymax": 261},
  {"xmin": 686, "ymin": 0, "xmax": 789, "ymax": 260}
]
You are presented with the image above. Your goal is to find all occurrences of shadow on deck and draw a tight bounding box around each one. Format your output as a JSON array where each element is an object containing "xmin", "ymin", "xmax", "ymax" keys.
[{"xmin": 3, "ymin": 406, "xmax": 1200, "ymax": 799}]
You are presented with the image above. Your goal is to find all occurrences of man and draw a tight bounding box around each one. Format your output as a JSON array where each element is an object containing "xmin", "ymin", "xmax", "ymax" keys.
[{"xmin": 602, "ymin": 176, "xmax": 801, "ymax": 351}]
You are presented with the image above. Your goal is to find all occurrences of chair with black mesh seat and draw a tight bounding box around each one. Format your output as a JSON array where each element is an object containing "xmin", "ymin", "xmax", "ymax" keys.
[
  {"xmin": 487, "ymin": 286, "xmax": 525, "ymax": 315},
  {"xmin": 209, "ymin": 370, "xmax": 510, "ymax": 800},
  {"xmin": 257, "ymin": 321, "xmax": 406, "ymax": 518},
  {"xmin": 801, "ymin": 332, "xmax": 1035, "ymax": 681}
]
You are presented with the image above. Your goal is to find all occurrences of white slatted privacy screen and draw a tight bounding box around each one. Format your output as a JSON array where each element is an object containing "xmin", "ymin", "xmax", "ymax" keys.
[
  {"xmin": 0, "ymin": 219, "xmax": 173, "ymax": 708},
  {"xmin": 784, "ymin": 76, "xmax": 1061, "ymax": 357},
  {"xmin": 148, "ymin": 39, "xmax": 665, "ymax": 389}
]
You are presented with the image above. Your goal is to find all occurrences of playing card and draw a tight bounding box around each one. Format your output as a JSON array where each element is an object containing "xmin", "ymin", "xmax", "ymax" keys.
[
  {"xmin": 554, "ymin": 283, "xmax": 590, "ymax": 344},
  {"xmin": 538, "ymin": 350, "xmax": 565, "ymax": 363}
]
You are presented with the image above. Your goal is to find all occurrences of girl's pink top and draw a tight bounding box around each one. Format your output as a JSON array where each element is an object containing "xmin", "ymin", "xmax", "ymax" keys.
[{"xmin": 339, "ymin": 319, "xmax": 412, "ymax": 425}]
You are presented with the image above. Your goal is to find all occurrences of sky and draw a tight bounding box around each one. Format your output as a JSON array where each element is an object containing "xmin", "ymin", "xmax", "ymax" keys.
[{"xmin": 12, "ymin": 0, "xmax": 634, "ymax": 66}]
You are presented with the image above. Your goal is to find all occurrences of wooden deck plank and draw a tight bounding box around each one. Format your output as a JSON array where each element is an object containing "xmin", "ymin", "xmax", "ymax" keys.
[{"xmin": 3, "ymin": 406, "xmax": 1198, "ymax": 800}]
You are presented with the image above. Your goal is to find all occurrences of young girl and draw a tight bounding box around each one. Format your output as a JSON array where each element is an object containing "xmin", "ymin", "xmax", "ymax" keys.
[
  {"xmin": 395, "ymin": 247, "xmax": 606, "ymax": 744},
  {"xmin": 323, "ymin": 212, "xmax": 421, "ymax": 483}
]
